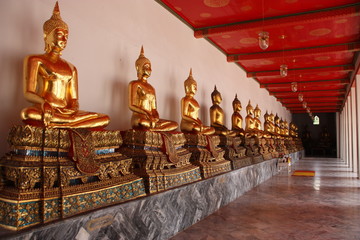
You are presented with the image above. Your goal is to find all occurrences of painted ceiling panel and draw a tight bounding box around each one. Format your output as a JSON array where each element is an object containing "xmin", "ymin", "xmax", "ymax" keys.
[{"xmin": 157, "ymin": 0, "xmax": 360, "ymax": 113}]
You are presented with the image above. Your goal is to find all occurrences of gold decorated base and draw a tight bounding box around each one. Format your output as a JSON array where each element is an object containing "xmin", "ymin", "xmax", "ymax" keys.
[
  {"xmin": 0, "ymin": 175, "xmax": 145, "ymax": 230},
  {"xmin": 0, "ymin": 125, "xmax": 146, "ymax": 230},
  {"xmin": 183, "ymin": 133, "xmax": 231, "ymax": 178},
  {"xmin": 251, "ymin": 155, "xmax": 264, "ymax": 164},
  {"xmin": 231, "ymin": 156, "xmax": 253, "ymax": 170},
  {"xmin": 120, "ymin": 129, "xmax": 201, "ymax": 193},
  {"xmin": 271, "ymin": 152, "xmax": 280, "ymax": 158},
  {"xmin": 262, "ymin": 152, "xmax": 273, "ymax": 161},
  {"xmin": 218, "ymin": 135, "xmax": 252, "ymax": 170}
]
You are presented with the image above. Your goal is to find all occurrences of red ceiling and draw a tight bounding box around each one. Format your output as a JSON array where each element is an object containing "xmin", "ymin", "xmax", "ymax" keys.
[{"xmin": 157, "ymin": 0, "xmax": 360, "ymax": 113}]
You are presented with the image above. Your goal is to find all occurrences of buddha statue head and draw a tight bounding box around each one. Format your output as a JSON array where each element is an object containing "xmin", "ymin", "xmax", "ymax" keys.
[
  {"xmin": 232, "ymin": 94, "xmax": 241, "ymax": 112},
  {"xmin": 246, "ymin": 100, "xmax": 253, "ymax": 116},
  {"xmin": 184, "ymin": 68, "xmax": 197, "ymax": 96},
  {"xmin": 43, "ymin": 2, "xmax": 69, "ymax": 53},
  {"xmin": 135, "ymin": 46, "xmax": 152, "ymax": 79},
  {"xmin": 211, "ymin": 85, "xmax": 222, "ymax": 105}
]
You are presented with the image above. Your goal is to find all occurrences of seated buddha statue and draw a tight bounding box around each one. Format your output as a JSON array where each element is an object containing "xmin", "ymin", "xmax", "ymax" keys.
[
  {"xmin": 231, "ymin": 94, "xmax": 244, "ymax": 136},
  {"xmin": 284, "ymin": 120, "xmax": 289, "ymax": 135},
  {"xmin": 209, "ymin": 86, "xmax": 236, "ymax": 136},
  {"xmin": 245, "ymin": 101, "xmax": 255, "ymax": 131},
  {"xmin": 253, "ymin": 105, "xmax": 262, "ymax": 131},
  {"xmin": 290, "ymin": 122, "xmax": 297, "ymax": 137},
  {"xmin": 274, "ymin": 114, "xmax": 281, "ymax": 135},
  {"xmin": 263, "ymin": 111, "xmax": 274, "ymax": 133},
  {"xmin": 280, "ymin": 119, "xmax": 285, "ymax": 135},
  {"xmin": 180, "ymin": 69, "xmax": 214, "ymax": 135},
  {"xmin": 21, "ymin": 2, "xmax": 109, "ymax": 129},
  {"xmin": 128, "ymin": 47, "xmax": 178, "ymax": 132}
]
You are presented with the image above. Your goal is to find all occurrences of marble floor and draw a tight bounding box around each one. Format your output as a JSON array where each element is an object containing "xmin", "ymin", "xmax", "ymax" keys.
[{"xmin": 170, "ymin": 158, "xmax": 360, "ymax": 240}]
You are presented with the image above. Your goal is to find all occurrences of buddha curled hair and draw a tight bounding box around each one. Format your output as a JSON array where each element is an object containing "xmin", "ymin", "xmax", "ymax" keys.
[{"xmin": 232, "ymin": 94, "xmax": 241, "ymax": 109}]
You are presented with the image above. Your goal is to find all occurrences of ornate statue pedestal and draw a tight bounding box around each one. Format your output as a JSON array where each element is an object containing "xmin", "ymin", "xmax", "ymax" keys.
[
  {"xmin": 183, "ymin": 134, "xmax": 231, "ymax": 178},
  {"xmin": 0, "ymin": 125, "xmax": 145, "ymax": 230},
  {"xmin": 259, "ymin": 138, "xmax": 273, "ymax": 161},
  {"xmin": 275, "ymin": 138, "xmax": 287, "ymax": 156},
  {"xmin": 244, "ymin": 135, "xmax": 264, "ymax": 164},
  {"xmin": 218, "ymin": 135, "xmax": 252, "ymax": 169},
  {"xmin": 119, "ymin": 130, "xmax": 201, "ymax": 194}
]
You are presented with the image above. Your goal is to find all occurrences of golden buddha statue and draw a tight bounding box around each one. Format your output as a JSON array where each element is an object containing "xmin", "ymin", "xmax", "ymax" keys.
[
  {"xmin": 263, "ymin": 111, "xmax": 272, "ymax": 133},
  {"xmin": 245, "ymin": 101, "xmax": 255, "ymax": 131},
  {"xmin": 274, "ymin": 114, "xmax": 281, "ymax": 135},
  {"xmin": 210, "ymin": 86, "xmax": 235, "ymax": 136},
  {"xmin": 254, "ymin": 104, "xmax": 262, "ymax": 131},
  {"xmin": 180, "ymin": 69, "xmax": 214, "ymax": 135},
  {"xmin": 284, "ymin": 120, "xmax": 290, "ymax": 135},
  {"xmin": 231, "ymin": 94, "xmax": 244, "ymax": 135},
  {"xmin": 128, "ymin": 47, "xmax": 178, "ymax": 132},
  {"xmin": 21, "ymin": 2, "xmax": 109, "ymax": 129},
  {"xmin": 280, "ymin": 119, "xmax": 285, "ymax": 135}
]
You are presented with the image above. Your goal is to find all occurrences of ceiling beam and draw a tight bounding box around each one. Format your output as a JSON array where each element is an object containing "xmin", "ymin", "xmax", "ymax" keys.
[
  {"xmin": 247, "ymin": 65, "xmax": 354, "ymax": 78},
  {"xmin": 284, "ymin": 102, "xmax": 342, "ymax": 106},
  {"xmin": 270, "ymin": 89, "xmax": 346, "ymax": 96},
  {"xmin": 292, "ymin": 110, "xmax": 338, "ymax": 113},
  {"xmin": 194, "ymin": 4, "xmax": 360, "ymax": 38},
  {"xmin": 263, "ymin": 81, "xmax": 348, "ymax": 90},
  {"xmin": 260, "ymin": 79, "xmax": 349, "ymax": 87},
  {"xmin": 228, "ymin": 42, "xmax": 360, "ymax": 62}
]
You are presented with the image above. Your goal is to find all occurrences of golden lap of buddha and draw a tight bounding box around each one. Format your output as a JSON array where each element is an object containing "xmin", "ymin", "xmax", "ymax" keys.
[
  {"xmin": 20, "ymin": 2, "xmax": 109, "ymax": 129},
  {"xmin": 209, "ymin": 86, "xmax": 236, "ymax": 136},
  {"xmin": 180, "ymin": 69, "xmax": 214, "ymax": 135},
  {"xmin": 128, "ymin": 47, "xmax": 178, "ymax": 132}
]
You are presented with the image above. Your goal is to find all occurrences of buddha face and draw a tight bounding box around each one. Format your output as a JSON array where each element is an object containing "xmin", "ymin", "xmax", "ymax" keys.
[
  {"xmin": 142, "ymin": 63, "xmax": 152, "ymax": 78},
  {"xmin": 45, "ymin": 28, "xmax": 68, "ymax": 53},
  {"xmin": 212, "ymin": 92, "xmax": 222, "ymax": 105},
  {"xmin": 185, "ymin": 82, "xmax": 197, "ymax": 95},
  {"xmin": 233, "ymin": 100, "xmax": 241, "ymax": 112}
]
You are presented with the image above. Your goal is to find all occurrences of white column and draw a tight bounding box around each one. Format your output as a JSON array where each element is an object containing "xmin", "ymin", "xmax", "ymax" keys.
[
  {"xmin": 345, "ymin": 100, "xmax": 349, "ymax": 166},
  {"xmin": 340, "ymin": 111, "xmax": 344, "ymax": 161},
  {"xmin": 356, "ymin": 76, "xmax": 360, "ymax": 178},
  {"xmin": 348, "ymin": 98, "xmax": 352, "ymax": 168},
  {"xmin": 351, "ymin": 86, "xmax": 358, "ymax": 173},
  {"xmin": 336, "ymin": 112, "xmax": 340, "ymax": 158}
]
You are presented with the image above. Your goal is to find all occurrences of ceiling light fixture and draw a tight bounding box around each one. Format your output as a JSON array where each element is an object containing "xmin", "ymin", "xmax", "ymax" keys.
[
  {"xmin": 298, "ymin": 93, "xmax": 303, "ymax": 102},
  {"xmin": 258, "ymin": 0, "xmax": 269, "ymax": 50},
  {"xmin": 280, "ymin": 35, "xmax": 287, "ymax": 77}
]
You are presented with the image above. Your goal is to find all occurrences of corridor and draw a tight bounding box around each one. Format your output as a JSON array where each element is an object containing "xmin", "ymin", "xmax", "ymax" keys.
[{"xmin": 171, "ymin": 158, "xmax": 360, "ymax": 240}]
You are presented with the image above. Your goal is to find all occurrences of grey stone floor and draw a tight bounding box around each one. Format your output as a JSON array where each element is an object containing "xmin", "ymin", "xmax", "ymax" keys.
[{"xmin": 171, "ymin": 157, "xmax": 360, "ymax": 240}]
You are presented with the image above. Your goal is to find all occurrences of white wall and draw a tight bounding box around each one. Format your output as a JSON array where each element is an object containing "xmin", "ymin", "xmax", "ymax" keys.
[{"xmin": 0, "ymin": 0, "xmax": 291, "ymax": 156}]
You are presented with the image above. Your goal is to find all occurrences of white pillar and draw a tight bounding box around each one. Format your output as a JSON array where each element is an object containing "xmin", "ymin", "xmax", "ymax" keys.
[
  {"xmin": 356, "ymin": 75, "xmax": 360, "ymax": 178},
  {"xmin": 351, "ymin": 86, "xmax": 358, "ymax": 173},
  {"xmin": 348, "ymin": 98, "xmax": 352, "ymax": 168},
  {"xmin": 345, "ymin": 100, "xmax": 349, "ymax": 166},
  {"xmin": 336, "ymin": 112, "xmax": 340, "ymax": 158}
]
